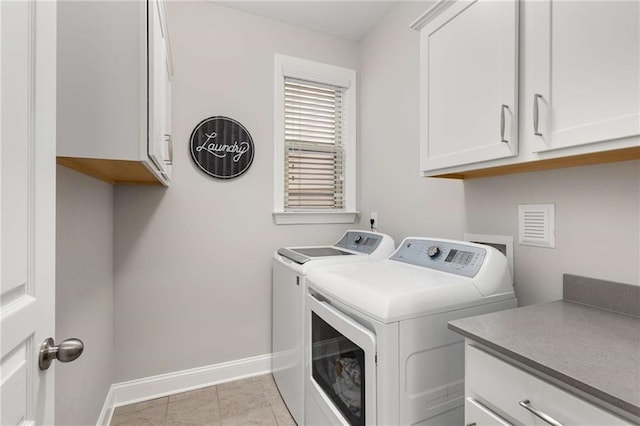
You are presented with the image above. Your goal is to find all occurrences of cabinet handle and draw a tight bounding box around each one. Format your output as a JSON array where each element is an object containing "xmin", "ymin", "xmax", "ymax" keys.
[
  {"xmin": 500, "ymin": 104, "xmax": 509, "ymax": 143},
  {"xmin": 533, "ymin": 94, "xmax": 543, "ymax": 136},
  {"xmin": 164, "ymin": 134, "xmax": 173, "ymax": 165},
  {"xmin": 519, "ymin": 400, "xmax": 564, "ymax": 426}
]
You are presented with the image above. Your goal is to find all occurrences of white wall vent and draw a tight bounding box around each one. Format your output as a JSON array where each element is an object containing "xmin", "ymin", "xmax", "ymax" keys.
[{"xmin": 518, "ymin": 204, "xmax": 555, "ymax": 248}]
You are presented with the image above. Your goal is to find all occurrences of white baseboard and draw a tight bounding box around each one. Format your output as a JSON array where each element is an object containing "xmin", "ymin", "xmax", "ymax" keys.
[
  {"xmin": 96, "ymin": 353, "xmax": 272, "ymax": 426},
  {"xmin": 96, "ymin": 385, "xmax": 116, "ymax": 426}
]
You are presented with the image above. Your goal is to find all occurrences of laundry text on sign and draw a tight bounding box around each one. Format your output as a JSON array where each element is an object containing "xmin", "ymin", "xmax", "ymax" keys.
[{"xmin": 196, "ymin": 132, "xmax": 250, "ymax": 162}]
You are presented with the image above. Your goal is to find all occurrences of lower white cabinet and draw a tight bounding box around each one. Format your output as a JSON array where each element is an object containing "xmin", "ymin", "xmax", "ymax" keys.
[
  {"xmin": 464, "ymin": 343, "xmax": 633, "ymax": 426},
  {"xmin": 465, "ymin": 397, "xmax": 512, "ymax": 426}
]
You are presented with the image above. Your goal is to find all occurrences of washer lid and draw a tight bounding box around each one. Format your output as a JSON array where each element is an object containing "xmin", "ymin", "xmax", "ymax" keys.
[
  {"xmin": 277, "ymin": 247, "xmax": 355, "ymax": 264},
  {"xmin": 276, "ymin": 230, "xmax": 396, "ymax": 264}
]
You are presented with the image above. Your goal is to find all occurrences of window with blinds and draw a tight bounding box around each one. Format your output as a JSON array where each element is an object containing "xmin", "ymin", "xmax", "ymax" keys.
[{"xmin": 284, "ymin": 78, "xmax": 346, "ymax": 210}]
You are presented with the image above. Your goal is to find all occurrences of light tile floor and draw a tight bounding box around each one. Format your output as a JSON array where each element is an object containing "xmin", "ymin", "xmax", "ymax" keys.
[{"xmin": 110, "ymin": 374, "xmax": 296, "ymax": 426}]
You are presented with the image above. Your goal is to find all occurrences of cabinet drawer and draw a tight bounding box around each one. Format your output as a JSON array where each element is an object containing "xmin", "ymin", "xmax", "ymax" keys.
[
  {"xmin": 466, "ymin": 396, "xmax": 512, "ymax": 426},
  {"xmin": 466, "ymin": 344, "xmax": 632, "ymax": 425}
]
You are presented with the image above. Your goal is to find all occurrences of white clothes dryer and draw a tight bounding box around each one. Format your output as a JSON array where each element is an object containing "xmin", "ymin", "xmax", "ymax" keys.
[
  {"xmin": 272, "ymin": 230, "xmax": 395, "ymax": 425},
  {"xmin": 304, "ymin": 237, "xmax": 517, "ymax": 426}
]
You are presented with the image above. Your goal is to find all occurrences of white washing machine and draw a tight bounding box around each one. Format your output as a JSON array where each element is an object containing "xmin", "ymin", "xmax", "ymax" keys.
[
  {"xmin": 272, "ymin": 230, "xmax": 395, "ymax": 425},
  {"xmin": 304, "ymin": 237, "xmax": 517, "ymax": 426}
]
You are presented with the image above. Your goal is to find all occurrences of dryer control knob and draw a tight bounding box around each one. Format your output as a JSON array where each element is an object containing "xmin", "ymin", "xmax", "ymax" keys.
[
  {"xmin": 354, "ymin": 235, "xmax": 363, "ymax": 244},
  {"xmin": 427, "ymin": 246, "xmax": 441, "ymax": 258}
]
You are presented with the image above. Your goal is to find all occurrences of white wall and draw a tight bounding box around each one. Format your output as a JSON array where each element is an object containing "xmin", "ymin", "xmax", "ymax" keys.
[
  {"xmin": 359, "ymin": 2, "xmax": 639, "ymax": 307},
  {"xmin": 56, "ymin": 166, "xmax": 114, "ymax": 425},
  {"xmin": 113, "ymin": 2, "xmax": 363, "ymax": 381},
  {"xmin": 465, "ymin": 161, "xmax": 640, "ymax": 306},
  {"xmin": 109, "ymin": 0, "xmax": 638, "ymax": 386},
  {"xmin": 359, "ymin": 2, "xmax": 465, "ymax": 242}
]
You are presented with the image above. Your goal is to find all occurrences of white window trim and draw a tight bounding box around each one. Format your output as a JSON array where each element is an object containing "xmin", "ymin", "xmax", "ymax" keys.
[{"xmin": 273, "ymin": 54, "xmax": 358, "ymax": 225}]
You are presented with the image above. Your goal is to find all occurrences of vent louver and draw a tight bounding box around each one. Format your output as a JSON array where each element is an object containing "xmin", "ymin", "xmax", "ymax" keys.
[{"xmin": 518, "ymin": 204, "xmax": 555, "ymax": 248}]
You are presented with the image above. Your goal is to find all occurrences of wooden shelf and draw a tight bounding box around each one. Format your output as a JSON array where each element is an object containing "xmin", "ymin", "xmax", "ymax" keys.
[
  {"xmin": 57, "ymin": 157, "xmax": 162, "ymax": 185},
  {"xmin": 431, "ymin": 147, "xmax": 640, "ymax": 180}
]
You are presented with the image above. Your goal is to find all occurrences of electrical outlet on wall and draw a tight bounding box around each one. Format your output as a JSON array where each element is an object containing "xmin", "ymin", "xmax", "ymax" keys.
[{"xmin": 370, "ymin": 212, "xmax": 378, "ymax": 230}]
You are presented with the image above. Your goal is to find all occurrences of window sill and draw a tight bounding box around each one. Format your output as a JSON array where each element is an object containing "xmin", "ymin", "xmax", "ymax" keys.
[{"xmin": 273, "ymin": 211, "xmax": 359, "ymax": 225}]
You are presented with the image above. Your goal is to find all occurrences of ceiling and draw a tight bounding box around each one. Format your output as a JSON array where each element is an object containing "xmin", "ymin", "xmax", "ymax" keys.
[{"xmin": 214, "ymin": 1, "xmax": 400, "ymax": 41}]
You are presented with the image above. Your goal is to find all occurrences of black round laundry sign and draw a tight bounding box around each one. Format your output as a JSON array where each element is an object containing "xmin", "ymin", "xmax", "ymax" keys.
[{"xmin": 189, "ymin": 116, "xmax": 254, "ymax": 179}]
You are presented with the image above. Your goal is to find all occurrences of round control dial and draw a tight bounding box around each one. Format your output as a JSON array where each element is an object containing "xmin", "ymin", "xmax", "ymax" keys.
[
  {"xmin": 427, "ymin": 245, "xmax": 441, "ymax": 258},
  {"xmin": 354, "ymin": 235, "xmax": 363, "ymax": 244}
]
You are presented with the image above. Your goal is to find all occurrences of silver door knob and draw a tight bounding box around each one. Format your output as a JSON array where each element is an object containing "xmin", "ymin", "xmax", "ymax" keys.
[{"xmin": 39, "ymin": 337, "xmax": 84, "ymax": 370}]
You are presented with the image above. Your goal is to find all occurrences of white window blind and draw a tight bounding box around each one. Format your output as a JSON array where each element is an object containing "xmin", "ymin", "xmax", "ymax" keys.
[{"xmin": 284, "ymin": 77, "xmax": 346, "ymax": 210}]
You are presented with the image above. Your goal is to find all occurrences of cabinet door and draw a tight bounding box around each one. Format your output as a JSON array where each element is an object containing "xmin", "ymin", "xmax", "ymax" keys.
[
  {"xmin": 163, "ymin": 49, "xmax": 173, "ymax": 180},
  {"xmin": 531, "ymin": 1, "xmax": 640, "ymax": 152},
  {"xmin": 148, "ymin": 0, "xmax": 168, "ymax": 176},
  {"xmin": 466, "ymin": 344, "xmax": 633, "ymax": 425},
  {"xmin": 418, "ymin": 0, "xmax": 519, "ymax": 173}
]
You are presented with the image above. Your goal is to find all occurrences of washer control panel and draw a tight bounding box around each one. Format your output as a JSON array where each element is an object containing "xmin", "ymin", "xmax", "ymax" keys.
[
  {"xmin": 390, "ymin": 239, "xmax": 486, "ymax": 278},
  {"xmin": 335, "ymin": 231, "xmax": 383, "ymax": 254}
]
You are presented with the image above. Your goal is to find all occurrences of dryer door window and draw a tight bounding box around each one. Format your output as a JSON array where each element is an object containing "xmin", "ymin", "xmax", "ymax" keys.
[{"xmin": 311, "ymin": 312, "xmax": 365, "ymax": 426}]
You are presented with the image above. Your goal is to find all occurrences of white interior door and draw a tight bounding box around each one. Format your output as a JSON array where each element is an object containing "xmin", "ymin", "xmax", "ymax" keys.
[{"xmin": 1, "ymin": 1, "xmax": 57, "ymax": 424}]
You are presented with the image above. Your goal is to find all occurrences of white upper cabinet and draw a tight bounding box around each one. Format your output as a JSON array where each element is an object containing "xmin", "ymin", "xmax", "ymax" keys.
[
  {"xmin": 57, "ymin": 0, "xmax": 174, "ymax": 185},
  {"xmin": 413, "ymin": 0, "xmax": 639, "ymax": 179},
  {"xmin": 531, "ymin": 0, "xmax": 640, "ymax": 152},
  {"xmin": 149, "ymin": 0, "xmax": 173, "ymax": 179},
  {"xmin": 412, "ymin": 0, "xmax": 519, "ymax": 174}
]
